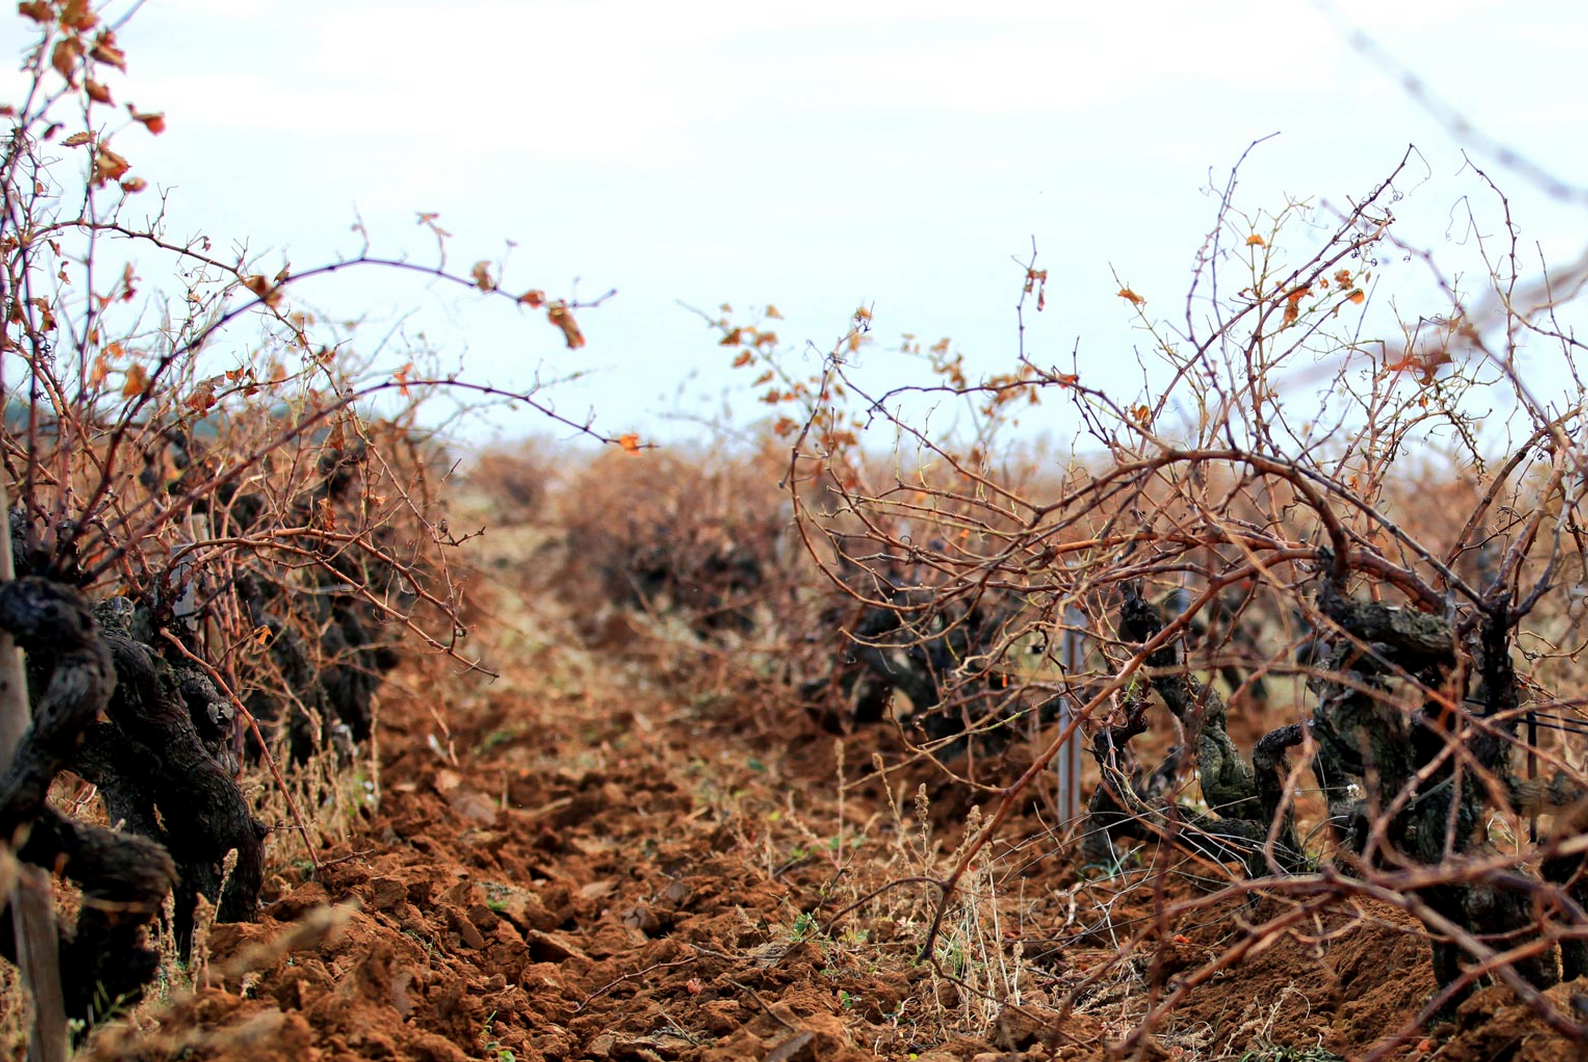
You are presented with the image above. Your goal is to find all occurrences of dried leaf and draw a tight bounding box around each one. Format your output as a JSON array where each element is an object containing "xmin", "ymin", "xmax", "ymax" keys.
[
  {"xmin": 242, "ymin": 274, "xmax": 282, "ymax": 308},
  {"xmin": 184, "ymin": 378, "xmax": 219, "ymax": 415},
  {"xmin": 518, "ymin": 289, "xmax": 545, "ymax": 308},
  {"xmin": 617, "ymin": 433, "xmax": 643, "ymax": 455},
  {"xmin": 764, "ymin": 304, "xmax": 783, "ymax": 319},
  {"xmin": 85, "ymin": 79, "xmax": 112, "ymax": 105},
  {"xmin": 1246, "ymin": 234, "xmax": 1265, "ymax": 246},
  {"xmin": 547, "ymin": 303, "xmax": 585, "ymax": 349},
  {"xmin": 121, "ymin": 362, "xmax": 148, "ymax": 398},
  {"xmin": 92, "ymin": 144, "xmax": 129, "ymax": 185},
  {"xmin": 19, "ymin": 2, "xmax": 53, "ymax": 24},
  {"xmin": 61, "ymin": 0, "xmax": 98, "ymax": 30},
  {"xmin": 128, "ymin": 107, "xmax": 166, "ymax": 134},
  {"xmin": 51, "ymin": 37, "xmax": 84, "ymax": 81},
  {"xmin": 61, "ymin": 131, "xmax": 92, "ymax": 147},
  {"xmin": 1347, "ymin": 289, "xmax": 1366, "ymax": 305},
  {"xmin": 471, "ymin": 261, "xmax": 495, "ymax": 292},
  {"xmin": 1117, "ymin": 287, "xmax": 1145, "ymax": 306},
  {"xmin": 89, "ymin": 31, "xmax": 126, "ymax": 70}
]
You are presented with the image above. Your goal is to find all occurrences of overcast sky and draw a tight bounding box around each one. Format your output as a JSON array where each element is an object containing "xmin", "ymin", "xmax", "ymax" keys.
[{"xmin": 18, "ymin": 0, "xmax": 1588, "ymax": 447}]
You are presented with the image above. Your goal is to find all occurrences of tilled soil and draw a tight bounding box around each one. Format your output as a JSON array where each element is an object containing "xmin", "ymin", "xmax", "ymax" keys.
[{"xmin": 75, "ymin": 524, "xmax": 1588, "ymax": 1062}]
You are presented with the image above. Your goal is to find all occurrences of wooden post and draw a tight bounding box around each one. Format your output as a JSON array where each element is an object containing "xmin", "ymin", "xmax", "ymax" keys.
[{"xmin": 0, "ymin": 477, "xmax": 69, "ymax": 1062}]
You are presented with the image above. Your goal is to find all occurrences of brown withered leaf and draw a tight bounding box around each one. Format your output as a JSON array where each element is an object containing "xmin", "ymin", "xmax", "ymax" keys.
[
  {"xmin": 85, "ymin": 79, "xmax": 112, "ymax": 104},
  {"xmin": 184, "ymin": 378, "xmax": 219, "ymax": 415},
  {"xmin": 90, "ymin": 31, "xmax": 126, "ymax": 70},
  {"xmin": 128, "ymin": 107, "xmax": 166, "ymax": 134},
  {"xmin": 471, "ymin": 261, "xmax": 495, "ymax": 292},
  {"xmin": 121, "ymin": 363, "xmax": 148, "ymax": 398},
  {"xmin": 61, "ymin": 0, "xmax": 98, "ymax": 30},
  {"xmin": 547, "ymin": 302, "xmax": 584, "ymax": 349},
  {"xmin": 92, "ymin": 145, "xmax": 129, "ymax": 185},
  {"xmin": 51, "ymin": 37, "xmax": 84, "ymax": 81}
]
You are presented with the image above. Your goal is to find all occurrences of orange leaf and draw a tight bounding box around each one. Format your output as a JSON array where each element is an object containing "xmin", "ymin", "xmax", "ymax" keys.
[
  {"xmin": 471, "ymin": 261, "xmax": 495, "ymax": 292},
  {"xmin": 89, "ymin": 31, "xmax": 126, "ymax": 70},
  {"xmin": 61, "ymin": 131, "xmax": 92, "ymax": 147},
  {"xmin": 184, "ymin": 378, "xmax": 219, "ymax": 415},
  {"xmin": 121, "ymin": 363, "xmax": 148, "ymax": 398},
  {"xmin": 92, "ymin": 144, "xmax": 129, "ymax": 185},
  {"xmin": 518, "ymin": 289, "xmax": 545, "ymax": 308},
  {"xmin": 617, "ymin": 432, "xmax": 643, "ymax": 455},
  {"xmin": 719, "ymin": 327, "xmax": 743, "ymax": 346},
  {"xmin": 242, "ymin": 274, "xmax": 282, "ymax": 308},
  {"xmin": 730, "ymin": 351, "xmax": 753, "ymax": 368},
  {"xmin": 61, "ymin": 0, "xmax": 98, "ymax": 31},
  {"xmin": 547, "ymin": 303, "xmax": 585, "ymax": 349},
  {"xmin": 1054, "ymin": 372, "xmax": 1079, "ymax": 386},
  {"xmin": 128, "ymin": 107, "xmax": 166, "ymax": 135},
  {"xmin": 51, "ymin": 37, "xmax": 84, "ymax": 81},
  {"xmin": 1245, "ymin": 234, "xmax": 1265, "ymax": 246},
  {"xmin": 764, "ymin": 304, "xmax": 783, "ymax": 320},
  {"xmin": 85, "ymin": 79, "xmax": 112, "ymax": 105},
  {"xmin": 1117, "ymin": 287, "xmax": 1145, "ymax": 306},
  {"xmin": 1347, "ymin": 289, "xmax": 1366, "ymax": 305},
  {"xmin": 18, "ymin": 2, "xmax": 52, "ymax": 24}
]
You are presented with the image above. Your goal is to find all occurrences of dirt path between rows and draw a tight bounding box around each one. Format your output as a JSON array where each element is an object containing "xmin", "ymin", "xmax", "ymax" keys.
[{"xmin": 76, "ymin": 520, "xmax": 1585, "ymax": 1062}]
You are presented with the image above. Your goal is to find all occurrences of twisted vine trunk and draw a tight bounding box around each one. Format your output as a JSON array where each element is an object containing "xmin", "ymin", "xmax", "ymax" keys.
[
  {"xmin": 0, "ymin": 475, "xmax": 67, "ymax": 1062},
  {"xmin": 0, "ymin": 576, "xmax": 175, "ymax": 1039}
]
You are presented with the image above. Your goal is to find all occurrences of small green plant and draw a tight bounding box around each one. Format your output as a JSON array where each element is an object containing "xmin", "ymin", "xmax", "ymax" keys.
[
  {"xmin": 480, "ymin": 1010, "xmax": 516, "ymax": 1062},
  {"xmin": 789, "ymin": 912, "xmax": 820, "ymax": 943}
]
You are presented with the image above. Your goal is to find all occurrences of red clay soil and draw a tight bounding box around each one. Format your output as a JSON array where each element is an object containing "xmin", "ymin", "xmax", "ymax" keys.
[{"xmin": 71, "ymin": 526, "xmax": 1588, "ymax": 1062}]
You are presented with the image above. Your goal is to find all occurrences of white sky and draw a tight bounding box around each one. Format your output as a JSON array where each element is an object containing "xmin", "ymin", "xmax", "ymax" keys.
[{"xmin": 12, "ymin": 0, "xmax": 1588, "ymax": 447}]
